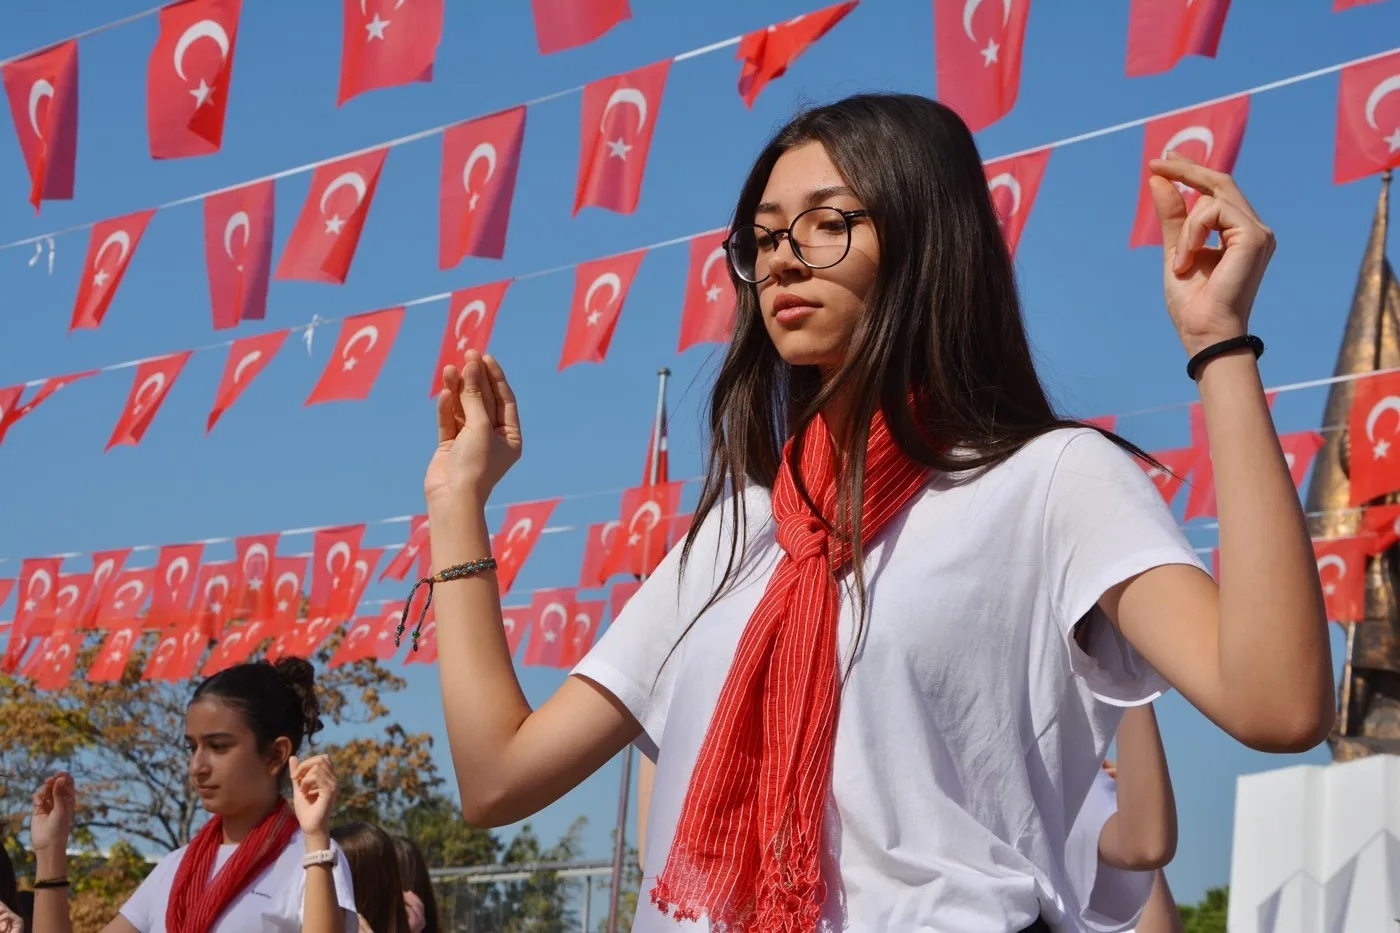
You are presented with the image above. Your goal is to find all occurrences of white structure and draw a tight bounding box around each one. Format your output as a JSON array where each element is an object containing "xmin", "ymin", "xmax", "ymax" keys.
[{"xmin": 1228, "ymin": 754, "xmax": 1400, "ymax": 932}]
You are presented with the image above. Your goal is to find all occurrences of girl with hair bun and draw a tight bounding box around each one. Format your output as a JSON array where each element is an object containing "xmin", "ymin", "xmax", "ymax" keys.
[{"xmin": 27, "ymin": 658, "xmax": 360, "ymax": 933}]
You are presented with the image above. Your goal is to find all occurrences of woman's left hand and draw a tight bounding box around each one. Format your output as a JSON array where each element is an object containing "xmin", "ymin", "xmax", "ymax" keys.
[
  {"xmin": 1148, "ymin": 151, "xmax": 1277, "ymax": 358},
  {"xmin": 290, "ymin": 754, "xmax": 339, "ymax": 837}
]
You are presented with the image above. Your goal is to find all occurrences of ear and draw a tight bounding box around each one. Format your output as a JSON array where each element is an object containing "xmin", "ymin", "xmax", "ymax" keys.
[{"xmin": 265, "ymin": 736, "xmax": 294, "ymax": 776}]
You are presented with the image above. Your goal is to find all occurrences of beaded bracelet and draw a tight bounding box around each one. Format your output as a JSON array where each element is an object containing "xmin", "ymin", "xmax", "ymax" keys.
[{"xmin": 395, "ymin": 557, "xmax": 499, "ymax": 652}]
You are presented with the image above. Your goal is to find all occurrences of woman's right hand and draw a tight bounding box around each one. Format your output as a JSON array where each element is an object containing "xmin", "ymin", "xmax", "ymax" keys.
[
  {"xmin": 425, "ymin": 350, "xmax": 523, "ymax": 509},
  {"xmin": 31, "ymin": 772, "xmax": 76, "ymax": 853}
]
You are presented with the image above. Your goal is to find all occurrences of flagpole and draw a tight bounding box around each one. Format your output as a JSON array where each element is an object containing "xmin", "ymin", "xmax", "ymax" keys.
[{"xmin": 606, "ymin": 367, "xmax": 670, "ymax": 933}]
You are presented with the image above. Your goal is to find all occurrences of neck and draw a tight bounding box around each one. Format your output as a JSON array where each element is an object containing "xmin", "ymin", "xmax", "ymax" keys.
[
  {"xmin": 219, "ymin": 796, "xmax": 279, "ymax": 845},
  {"xmin": 818, "ymin": 375, "xmax": 854, "ymax": 448}
]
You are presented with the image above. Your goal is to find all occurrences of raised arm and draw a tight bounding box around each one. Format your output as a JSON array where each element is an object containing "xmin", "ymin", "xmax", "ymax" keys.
[
  {"xmin": 29, "ymin": 773, "xmax": 139, "ymax": 933},
  {"xmin": 1104, "ymin": 154, "xmax": 1333, "ymax": 753},
  {"xmin": 1097, "ymin": 705, "xmax": 1176, "ymax": 871},
  {"xmin": 425, "ymin": 351, "xmax": 641, "ymax": 826}
]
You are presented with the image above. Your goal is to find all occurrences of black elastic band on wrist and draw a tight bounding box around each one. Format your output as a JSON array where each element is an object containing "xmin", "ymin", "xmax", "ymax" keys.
[
  {"xmin": 1186, "ymin": 334, "xmax": 1264, "ymax": 381},
  {"xmin": 394, "ymin": 557, "xmax": 498, "ymax": 652},
  {"xmin": 34, "ymin": 877, "xmax": 69, "ymax": 889}
]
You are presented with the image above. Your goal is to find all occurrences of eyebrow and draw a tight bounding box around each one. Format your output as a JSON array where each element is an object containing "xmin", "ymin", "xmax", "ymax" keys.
[
  {"xmin": 186, "ymin": 732, "xmax": 237, "ymax": 742},
  {"xmin": 754, "ymin": 185, "xmax": 859, "ymax": 216}
]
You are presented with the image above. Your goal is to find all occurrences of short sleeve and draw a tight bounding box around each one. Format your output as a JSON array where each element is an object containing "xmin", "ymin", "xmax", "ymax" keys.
[
  {"xmin": 119, "ymin": 849, "xmax": 183, "ymax": 932},
  {"xmin": 1064, "ymin": 771, "xmax": 1154, "ymax": 933},
  {"xmin": 1043, "ymin": 430, "xmax": 1207, "ymax": 704}
]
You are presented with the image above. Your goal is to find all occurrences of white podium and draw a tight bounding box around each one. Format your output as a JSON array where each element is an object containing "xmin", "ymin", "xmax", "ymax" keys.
[{"xmin": 1228, "ymin": 754, "xmax": 1400, "ymax": 932}]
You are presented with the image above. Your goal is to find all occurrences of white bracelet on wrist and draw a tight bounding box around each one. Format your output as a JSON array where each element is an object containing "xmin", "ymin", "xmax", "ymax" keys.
[{"xmin": 302, "ymin": 848, "xmax": 338, "ymax": 869}]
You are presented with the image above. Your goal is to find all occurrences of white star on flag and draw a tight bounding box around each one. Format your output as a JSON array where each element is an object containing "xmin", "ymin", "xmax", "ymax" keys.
[
  {"xmin": 469, "ymin": 192, "xmax": 480, "ymax": 211},
  {"xmin": 248, "ymin": 577, "xmax": 263, "ymax": 590},
  {"xmin": 278, "ymin": 599, "xmax": 289, "ymax": 611},
  {"xmin": 365, "ymin": 14, "xmax": 390, "ymax": 40},
  {"xmin": 607, "ymin": 138, "xmax": 632, "ymax": 160},
  {"xmin": 1375, "ymin": 439, "xmax": 1391, "ymax": 459},
  {"xmin": 93, "ymin": 269, "xmax": 111, "ymax": 288},
  {"xmin": 1386, "ymin": 127, "xmax": 1400, "ymax": 153},
  {"xmin": 342, "ymin": 357, "xmax": 359, "ymax": 371},
  {"xmin": 981, "ymin": 39, "xmax": 1000, "ymax": 66},
  {"xmin": 190, "ymin": 79, "xmax": 214, "ymax": 108},
  {"xmin": 706, "ymin": 285, "xmax": 722, "ymax": 302},
  {"xmin": 324, "ymin": 215, "xmax": 346, "ymax": 235},
  {"xmin": 587, "ymin": 311, "xmax": 601, "ymax": 326}
]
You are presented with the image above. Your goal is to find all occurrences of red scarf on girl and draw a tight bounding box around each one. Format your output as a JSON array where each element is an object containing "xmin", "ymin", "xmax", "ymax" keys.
[
  {"xmin": 166, "ymin": 798, "xmax": 299, "ymax": 933},
  {"xmin": 651, "ymin": 410, "xmax": 930, "ymax": 931}
]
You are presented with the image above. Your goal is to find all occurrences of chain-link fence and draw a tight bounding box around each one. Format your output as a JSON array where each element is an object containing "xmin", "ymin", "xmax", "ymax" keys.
[{"xmin": 429, "ymin": 859, "xmax": 622, "ymax": 933}]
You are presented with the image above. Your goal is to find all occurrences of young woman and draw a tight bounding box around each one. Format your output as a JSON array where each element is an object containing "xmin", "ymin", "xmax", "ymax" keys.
[
  {"xmin": 416, "ymin": 93, "xmax": 1332, "ymax": 931},
  {"xmin": 390, "ymin": 836, "xmax": 438, "ymax": 933},
  {"xmin": 27, "ymin": 658, "xmax": 359, "ymax": 933},
  {"xmin": 328, "ymin": 824, "xmax": 410, "ymax": 933}
]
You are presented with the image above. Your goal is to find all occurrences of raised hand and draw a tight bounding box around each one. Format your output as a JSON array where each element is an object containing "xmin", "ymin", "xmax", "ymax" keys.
[
  {"xmin": 424, "ymin": 350, "xmax": 523, "ymax": 507},
  {"xmin": 290, "ymin": 754, "xmax": 340, "ymax": 837},
  {"xmin": 1149, "ymin": 151, "xmax": 1277, "ymax": 358},
  {"xmin": 31, "ymin": 772, "xmax": 76, "ymax": 853},
  {"xmin": 0, "ymin": 900, "xmax": 22, "ymax": 933}
]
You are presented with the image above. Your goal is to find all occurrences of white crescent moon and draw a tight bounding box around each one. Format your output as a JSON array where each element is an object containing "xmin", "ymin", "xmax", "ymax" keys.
[
  {"xmin": 454, "ymin": 300, "xmax": 487, "ymax": 338},
  {"xmin": 52, "ymin": 644, "xmax": 73, "ymax": 667},
  {"xmin": 173, "ymin": 19, "xmax": 230, "ymax": 82},
  {"xmin": 1365, "ymin": 74, "xmax": 1400, "ymax": 129},
  {"xmin": 205, "ymin": 575, "xmax": 230, "ymax": 599},
  {"xmin": 572, "ymin": 611, "xmax": 593, "ymax": 639},
  {"xmin": 28, "ymin": 79, "xmax": 54, "ymax": 139},
  {"xmin": 27, "ymin": 569, "xmax": 53, "ymax": 599},
  {"xmin": 342, "ymin": 325, "xmax": 379, "ymax": 360},
  {"xmin": 348, "ymin": 622, "xmax": 372, "ymax": 644},
  {"xmin": 155, "ymin": 637, "xmax": 178, "ymax": 664},
  {"xmin": 584, "ymin": 273, "xmax": 623, "ymax": 314},
  {"xmin": 600, "ymin": 520, "xmax": 621, "ymax": 547},
  {"xmin": 1317, "ymin": 554, "xmax": 1347, "ymax": 579},
  {"xmin": 134, "ymin": 373, "xmax": 167, "ymax": 410},
  {"xmin": 1160, "ymin": 125, "xmax": 1215, "ymax": 160},
  {"xmin": 223, "ymin": 211, "xmax": 250, "ymax": 261},
  {"xmin": 963, "ymin": 0, "xmax": 1013, "ymax": 42},
  {"xmin": 326, "ymin": 542, "xmax": 353, "ymax": 575},
  {"xmin": 95, "ymin": 231, "xmax": 132, "ymax": 270},
  {"xmin": 110, "ymin": 630, "xmax": 133, "ymax": 655},
  {"xmin": 275, "ymin": 571, "xmax": 301, "ymax": 597},
  {"xmin": 462, "ymin": 142, "xmax": 498, "ymax": 193},
  {"xmin": 183, "ymin": 628, "xmax": 205, "ymax": 651},
  {"xmin": 93, "ymin": 558, "xmax": 116, "ymax": 588},
  {"xmin": 113, "ymin": 580, "xmax": 145, "ymax": 605},
  {"xmin": 503, "ymin": 615, "xmax": 516, "ymax": 634},
  {"xmin": 319, "ymin": 172, "xmax": 368, "ymax": 215},
  {"xmin": 232, "ymin": 350, "xmax": 262, "ymax": 384},
  {"xmin": 352, "ymin": 559, "xmax": 370, "ymax": 587},
  {"xmin": 629, "ymin": 501, "xmax": 662, "ymax": 534},
  {"xmin": 507, "ymin": 518, "xmax": 533, "ymax": 544},
  {"xmin": 986, "ymin": 172, "xmax": 1023, "ymax": 217},
  {"xmin": 540, "ymin": 602, "xmax": 568, "ymax": 635},
  {"xmin": 1365, "ymin": 396, "xmax": 1400, "ymax": 441},
  {"xmin": 600, "ymin": 88, "xmax": 648, "ymax": 134},
  {"xmin": 57, "ymin": 584, "xmax": 81, "ymax": 610},
  {"xmin": 700, "ymin": 247, "xmax": 726, "ymax": 288},
  {"xmin": 242, "ymin": 543, "xmax": 270, "ymax": 575},
  {"xmin": 166, "ymin": 557, "xmax": 191, "ymax": 588},
  {"xmin": 222, "ymin": 630, "xmax": 243, "ymax": 650}
]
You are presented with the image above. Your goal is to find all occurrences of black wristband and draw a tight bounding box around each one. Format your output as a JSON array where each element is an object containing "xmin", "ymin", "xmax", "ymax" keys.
[
  {"xmin": 34, "ymin": 877, "xmax": 69, "ymax": 889},
  {"xmin": 1186, "ymin": 334, "xmax": 1263, "ymax": 381}
]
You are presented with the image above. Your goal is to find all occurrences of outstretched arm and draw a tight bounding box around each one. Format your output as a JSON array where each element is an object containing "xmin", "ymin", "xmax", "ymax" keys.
[
  {"xmin": 1098, "ymin": 705, "xmax": 1176, "ymax": 871},
  {"xmin": 29, "ymin": 773, "xmax": 139, "ymax": 933}
]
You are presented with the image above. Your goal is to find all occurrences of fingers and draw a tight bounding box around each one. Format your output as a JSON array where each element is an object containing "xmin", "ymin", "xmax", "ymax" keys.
[
  {"xmin": 1149, "ymin": 151, "xmax": 1263, "ymax": 224},
  {"xmin": 1148, "ymin": 175, "xmax": 1188, "ymax": 263},
  {"xmin": 482, "ymin": 354, "xmax": 520, "ymax": 437},
  {"xmin": 1172, "ymin": 192, "xmax": 1273, "ymax": 274},
  {"xmin": 457, "ymin": 351, "xmax": 493, "ymax": 430},
  {"xmin": 474, "ymin": 352, "xmax": 500, "ymax": 429},
  {"xmin": 436, "ymin": 389, "xmax": 455, "ymax": 445}
]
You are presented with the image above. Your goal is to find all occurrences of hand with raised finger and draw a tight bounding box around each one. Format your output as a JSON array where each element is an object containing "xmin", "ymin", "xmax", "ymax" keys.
[
  {"xmin": 425, "ymin": 350, "xmax": 524, "ymax": 508},
  {"xmin": 290, "ymin": 754, "xmax": 340, "ymax": 837},
  {"xmin": 31, "ymin": 772, "xmax": 76, "ymax": 853},
  {"xmin": 1148, "ymin": 151, "xmax": 1277, "ymax": 358}
]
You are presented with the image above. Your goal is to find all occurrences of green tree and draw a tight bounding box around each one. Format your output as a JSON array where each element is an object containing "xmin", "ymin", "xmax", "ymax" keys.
[
  {"xmin": 593, "ymin": 831, "xmax": 640, "ymax": 933},
  {"xmin": 1178, "ymin": 886, "xmax": 1229, "ymax": 933},
  {"xmin": 495, "ymin": 817, "xmax": 588, "ymax": 932}
]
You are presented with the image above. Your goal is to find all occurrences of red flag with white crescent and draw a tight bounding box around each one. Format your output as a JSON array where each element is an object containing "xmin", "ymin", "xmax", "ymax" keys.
[
  {"xmin": 735, "ymin": 2, "xmax": 857, "ymax": 107},
  {"xmin": 983, "ymin": 147, "xmax": 1050, "ymax": 257},
  {"xmin": 932, "ymin": 0, "xmax": 1029, "ymax": 131},
  {"xmin": 96, "ymin": 569, "xmax": 156, "ymax": 627},
  {"xmin": 1278, "ymin": 430, "xmax": 1325, "ymax": 490},
  {"xmin": 611, "ymin": 482, "xmax": 684, "ymax": 578},
  {"xmin": 524, "ymin": 588, "xmax": 574, "ymax": 667},
  {"xmin": 309, "ymin": 525, "xmax": 365, "ymax": 619},
  {"xmin": 403, "ymin": 606, "xmax": 438, "ymax": 664},
  {"xmin": 1335, "ymin": 0, "xmax": 1386, "ymax": 8},
  {"xmin": 306, "ymin": 306, "xmax": 404, "ymax": 405},
  {"xmin": 83, "ymin": 548, "xmax": 131, "ymax": 628},
  {"xmin": 439, "ymin": 108, "xmax": 527, "ymax": 266},
  {"xmin": 88, "ymin": 623, "xmax": 144, "ymax": 682},
  {"xmin": 369, "ymin": 602, "xmax": 406, "ymax": 660},
  {"xmin": 431, "ymin": 281, "xmax": 512, "ymax": 396},
  {"xmin": 1363, "ymin": 504, "xmax": 1400, "ymax": 553},
  {"xmin": 1349, "ymin": 369, "xmax": 1400, "ymax": 504},
  {"xmin": 1334, "ymin": 50, "xmax": 1400, "ymax": 185},
  {"xmin": 381, "ymin": 515, "xmax": 429, "ymax": 581},
  {"xmin": 208, "ymin": 329, "xmax": 287, "ymax": 432},
  {"xmin": 233, "ymin": 533, "xmax": 279, "ymax": 620},
  {"xmin": 158, "ymin": 624, "xmax": 210, "ymax": 681},
  {"xmin": 269, "ymin": 556, "xmax": 308, "ymax": 630},
  {"xmin": 34, "ymin": 632, "xmax": 84, "ymax": 690},
  {"xmin": 1183, "ymin": 392, "xmax": 1277, "ymax": 520},
  {"xmin": 203, "ymin": 179, "xmax": 275, "ymax": 328},
  {"xmin": 2, "ymin": 631, "xmax": 35, "ymax": 676},
  {"xmin": 107, "ymin": 352, "xmax": 192, "ymax": 451},
  {"xmin": 337, "ymin": 0, "xmax": 443, "ymax": 105},
  {"xmin": 574, "ymin": 61, "xmax": 670, "ymax": 215},
  {"xmin": 1, "ymin": 40, "xmax": 78, "ymax": 211},
  {"xmin": 15, "ymin": 557, "xmax": 62, "ymax": 634},
  {"xmin": 668, "ymin": 513, "xmax": 693, "ymax": 549},
  {"xmin": 492, "ymin": 499, "xmax": 561, "ymax": 595},
  {"xmin": 1131, "ymin": 96, "xmax": 1250, "ymax": 247},
  {"xmin": 559, "ymin": 250, "xmax": 646, "ymax": 370},
  {"xmin": 1313, "ymin": 536, "xmax": 1370, "ymax": 623},
  {"xmin": 1137, "ymin": 447, "xmax": 1196, "ymax": 506},
  {"xmin": 53, "ymin": 573, "xmax": 93, "ymax": 633},
  {"xmin": 142, "ymin": 626, "xmax": 188, "ymax": 682},
  {"xmin": 0, "ymin": 371, "xmax": 96, "ymax": 449},
  {"xmin": 275, "ymin": 148, "xmax": 388, "ymax": 283},
  {"xmin": 148, "ymin": 543, "xmax": 205, "ymax": 629},
  {"xmin": 1126, "ymin": 0, "xmax": 1231, "ymax": 77},
  {"xmin": 0, "ymin": 578, "xmax": 12, "ymax": 612},
  {"xmin": 558, "ymin": 598, "xmax": 605, "ymax": 668},
  {"xmin": 678, "ymin": 231, "xmax": 736, "ymax": 352},
  {"xmin": 191, "ymin": 560, "xmax": 238, "ymax": 639},
  {"xmin": 147, "ymin": 0, "xmax": 243, "ymax": 158},
  {"xmin": 328, "ymin": 615, "xmax": 378, "ymax": 668},
  {"xmin": 609, "ymin": 578, "xmax": 641, "ymax": 618},
  {"xmin": 502, "ymin": 605, "xmax": 530, "ymax": 656},
  {"xmin": 0, "ymin": 386, "xmax": 21, "ymax": 448},
  {"xmin": 531, "ymin": 0, "xmax": 630, "ymax": 54},
  {"xmin": 579, "ymin": 520, "xmax": 622, "ymax": 588},
  {"xmin": 336, "ymin": 547, "xmax": 382, "ymax": 621},
  {"xmin": 71, "ymin": 210, "xmax": 156, "ymax": 331},
  {"xmin": 200, "ymin": 620, "xmax": 260, "ymax": 676}
]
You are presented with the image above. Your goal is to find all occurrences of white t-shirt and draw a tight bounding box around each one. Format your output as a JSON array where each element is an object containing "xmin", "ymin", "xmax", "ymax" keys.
[
  {"xmin": 574, "ymin": 429, "xmax": 1204, "ymax": 932},
  {"xmin": 1063, "ymin": 771, "xmax": 1156, "ymax": 933},
  {"xmin": 120, "ymin": 830, "xmax": 359, "ymax": 933}
]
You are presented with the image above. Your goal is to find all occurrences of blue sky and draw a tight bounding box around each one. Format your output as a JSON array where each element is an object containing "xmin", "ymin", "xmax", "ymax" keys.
[{"xmin": 2, "ymin": 0, "xmax": 1397, "ymax": 905}]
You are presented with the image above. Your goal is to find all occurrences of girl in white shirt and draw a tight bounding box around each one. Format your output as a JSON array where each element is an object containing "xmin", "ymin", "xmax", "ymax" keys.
[
  {"xmin": 412, "ymin": 93, "xmax": 1332, "ymax": 931},
  {"xmin": 27, "ymin": 658, "xmax": 359, "ymax": 933}
]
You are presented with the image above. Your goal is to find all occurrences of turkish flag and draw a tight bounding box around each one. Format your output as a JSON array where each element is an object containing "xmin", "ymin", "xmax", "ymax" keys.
[
  {"xmin": 0, "ymin": 578, "xmax": 12, "ymax": 612},
  {"xmin": 574, "ymin": 60, "xmax": 669, "ymax": 214},
  {"xmin": 668, "ymin": 513, "xmax": 694, "ymax": 549},
  {"xmin": 337, "ymin": 548, "xmax": 382, "ymax": 622},
  {"xmin": 610, "ymin": 579, "xmax": 641, "ymax": 618},
  {"xmin": 208, "ymin": 329, "xmax": 287, "ymax": 431},
  {"xmin": 53, "ymin": 573, "xmax": 93, "ymax": 633},
  {"xmin": 1334, "ymin": 50, "xmax": 1400, "ymax": 185},
  {"xmin": 524, "ymin": 588, "xmax": 574, "ymax": 667},
  {"xmin": 232, "ymin": 533, "xmax": 279, "ymax": 620},
  {"xmin": 933, "ymin": 0, "xmax": 1029, "ymax": 132},
  {"xmin": 2, "ymin": 632, "xmax": 35, "ymax": 676},
  {"xmin": 200, "ymin": 621, "xmax": 260, "ymax": 676},
  {"xmin": 328, "ymin": 615, "xmax": 378, "ymax": 668},
  {"xmin": 191, "ymin": 561, "xmax": 238, "ymax": 639},
  {"xmin": 431, "ymin": 281, "xmax": 512, "ymax": 396},
  {"xmin": 610, "ymin": 482, "xmax": 684, "ymax": 578},
  {"xmin": 298, "ymin": 616, "xmax": 344, "ymax": 658},
  {"xmin": 579, "ymin": 520, "xmax": 622, "ymax": 588},
  {"xmin": 269, "ymin": 556, "xmax": 308, "ymax": 630},
  {"xmin": 736, "ymin": 2, "xmax": 857, "ymax": 107},
  {"xmin": 381, "ymin": 515, "xmax": 429, "ymax": 581},
  {"xmin": 1183, "ymin": 392, "xmax": 1277, "ymax": 520},
  {"xmin": 142, "ymin": 627, "xmax": 185, "ymax": 681},
  {"xmin": 1278, "ymin": 431, "xmax": 1325, "ymax": 489},
  {"xmin": 643, "ymin": 405, "xmax": 669, "ymax": 486},
  {"xmin": 402, "ymin": 605, "xmax": 438, "ymax": 664},
  {"xmin": 34, "ymin": 632, "xmax": 84, "ymax": 691},
  {"xmin": 82, "ymin": 549, "xmax": 131, "ymax": 628},
  {"xmin": 1131, "ymin": 96, "xmax": 1250, "ymax": 247},
  {"xmin": 306, "ymin": 307, "xmax": 404, "ymax": 405},
  {"xmin": 558, "ymin": 599, "xmax": 605, "ymax": 668},
  {"xmin": 439, "ymin": 107, "xmax": 527, "ymax": 266},
  {"xmin": 88, "ymin": 623, "xmax": 143, "ymax": 682},
  {"xmin": 203, "ymin": 179, "xmax": 275, "ymax": 329},
  {"xmin": 531, "ymin": 0, "xmax": 630, "ymax": 53},
  {"xmin": 1335, "ymin": 0, "xmax": 1386, "ymax": 8},
  {"xmin": 1, "ymin": 40, "xmax": 78, "ymax": 210},
  {"xmin": 276, "ymin": 148, "xmax": 388, "ymax": 283},
  {"xmin": 492, "ymin": 499, "xmax": 561, "ymax": 595},
  {"xmin": 156, "ymin": 625, "xmax": 209, "ymax": 682},
  {"xmin": 309, "ymin": 525, "xmax": 365, "ymax": 619},
  {"xmin": 368, "ymin": 602, "xmax": 407, "ymax": 661},
  {"xmin": 337, "ymin": 0, "xmax": 442, "ymax": 104},
  {"xmin": 678, "ymin": 231, "xmax": 736, "ymax": 352},
  {"xmin": 96, "ymin": 569, "xmax": 156, "ymax": 627},
  {"xmin": 1137, "ymin": 447, "xmax": 1197, "ymax": 506},
  {"xmin": 502, "ymin": 605, "xmax": 530, "ymax": 657},
  {"xmin": 1363, "ymin": 504, "xmax": 1400, "ymax": 554},
  {"xmin": 1126, "ymin": 0, "xmax": 1230, "ymax": 77},
  {"xmin": 983, "ymin": 147, "xmax": 1050, "ymax": 256},
  {"xmin": 147, "ymin": 0, "xmax": 242, "ymax": 158},
  {"xmin": 0, "ymin": 371, "xmax": 96, "ymax": 448},
  {"xmin": 1314, "ymin": 536, "xmax": 1371, "ymax": 623},
  {"xmin": 71, "ymin": 210, "xmax": 156, "ymax": 331},
  {"xmin": 15, "ymin": 557, "xmax": 62, "ymax": 633},
  {"xmin": 559, "ymin": 249, "xmax": 646, "ymax": 369},
  {"xmin": 0, "ymin": 386, "xmax": 21, "ymax": 448},
  {"xmin": 148, "ymin": 544, "xmax": 205, "ymax": 629},
  {"xmin": 1350, "ymin": 370, "xmax": 1400, "ymax": 504},
  {"xmin": 107, "ymin": 352, "xmax": 192, "ymax": 451}
]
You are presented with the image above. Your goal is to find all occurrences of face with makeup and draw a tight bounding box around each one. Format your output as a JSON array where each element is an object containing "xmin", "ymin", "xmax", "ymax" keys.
[{"xmin": 185, "ymin": 696, "xmax": 289, "ymax": 817}]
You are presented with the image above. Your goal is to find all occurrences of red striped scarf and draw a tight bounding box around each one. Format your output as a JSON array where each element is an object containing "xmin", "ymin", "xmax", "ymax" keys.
[
  {"xmin": 651, "ymin": 410, "xmax": 929, "ymax": 931},
  {"xmin": 166, "ymin": 798, "xmax": 298, "ymax": 933}
]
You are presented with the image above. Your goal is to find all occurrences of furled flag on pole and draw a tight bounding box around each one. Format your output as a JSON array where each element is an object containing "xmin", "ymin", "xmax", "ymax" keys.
[
  {"xmin": 338, "ymin": 0, "xmax": 443, "ymax": 104},
  {"xmin": 531, "ymin": 0, "xmax": 630, "ymax": 54},
  {"xmin": 932, "ymin": 0, "xmax": 1029, "ymax": 132},
  {"xmin": 306, "ymin": 306, "xmax": 405, "ymax": 405},
  {"xmin": 147, "ymin": 0, "xmax": 243, "ymax": 158},
  {"xmin": 982, "ymin": 148, "xmax": 1050, "ymax": 256},
  {"xmin": 203, "ymin": 178, "xmax": 275, "ymax": 328},
  {"xmin": 677, "ymin": 231, "xmax": 736, "ymax": 352},
  {"xmin": 107, "ymin": 352, "xmax": 193, "ymax": 451},
  {"xmin": 1125, "ymin": 0, "xmax": 1231, "ymax": 77},
  {"xmin": 207, "ymin": 329, "xmax": 287, "ymax": 431},
  {"xmin": 1333, "ymin": 49, "xmax": 1400, "ymax": 184},
  {"xmin": 559, "ymin": 250, "xmax": 646, "ymax": 369},
  {"xmin": 431, "ymin": 280, "xmax": 512, "ymax": 396},
  {"xmin": 439, "ymin": 107, "xmax": 527, "ymax": 266},
  {"xmin": 736, "ymin": 2, "xmax": 857, "ymax": 107},
  {"xmin": 574, "ymin": 60, "xmax": 670, "ymax": 214},
  {"xmin": 71, "ymin": 210, "xmax": 156, "ymax": 331},
  {"xmin": 1, "ymin": 40, "xmax": 78, "ymax": 210},
  {"xmin": 276, "ymin": 148, "xmax": 388, "ymax": 283}
]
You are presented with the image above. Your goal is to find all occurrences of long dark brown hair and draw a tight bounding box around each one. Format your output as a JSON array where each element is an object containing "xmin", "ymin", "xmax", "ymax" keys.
[
  {"xmin": 679, "ymin": 93, "xmax": 1151, "ymax": 648},
  {"xmin": 331, "ymin": 823, "xmax": 411, "ymax": 933}
]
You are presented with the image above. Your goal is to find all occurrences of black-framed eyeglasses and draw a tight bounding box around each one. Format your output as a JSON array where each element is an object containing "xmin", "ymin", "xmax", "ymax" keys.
[{"xmin": 725, "ymin": 206, "xmax": 871, "ymax": 284}]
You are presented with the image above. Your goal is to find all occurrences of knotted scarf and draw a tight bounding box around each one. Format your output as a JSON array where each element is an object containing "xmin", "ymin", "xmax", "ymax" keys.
[{"xmin": 166, "ymin": 798, "xmax": 298, "ymax": 933}]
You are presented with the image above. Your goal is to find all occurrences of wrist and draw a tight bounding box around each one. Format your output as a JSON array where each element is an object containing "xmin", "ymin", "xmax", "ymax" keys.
[
  {"xmin": 35, "ymin": 847, "xmax": 68, "ymax": 877},
  {"xmin": 303, "ymin": 830, "xmax": 331, "ymax": 851},
  {"xmin": 426, "ymin": 484, "xmax": 489, "ymax": 518},
  {"xmin": 1180, "ymin": 325, "xmax": 1247, "ymax": 359}
]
